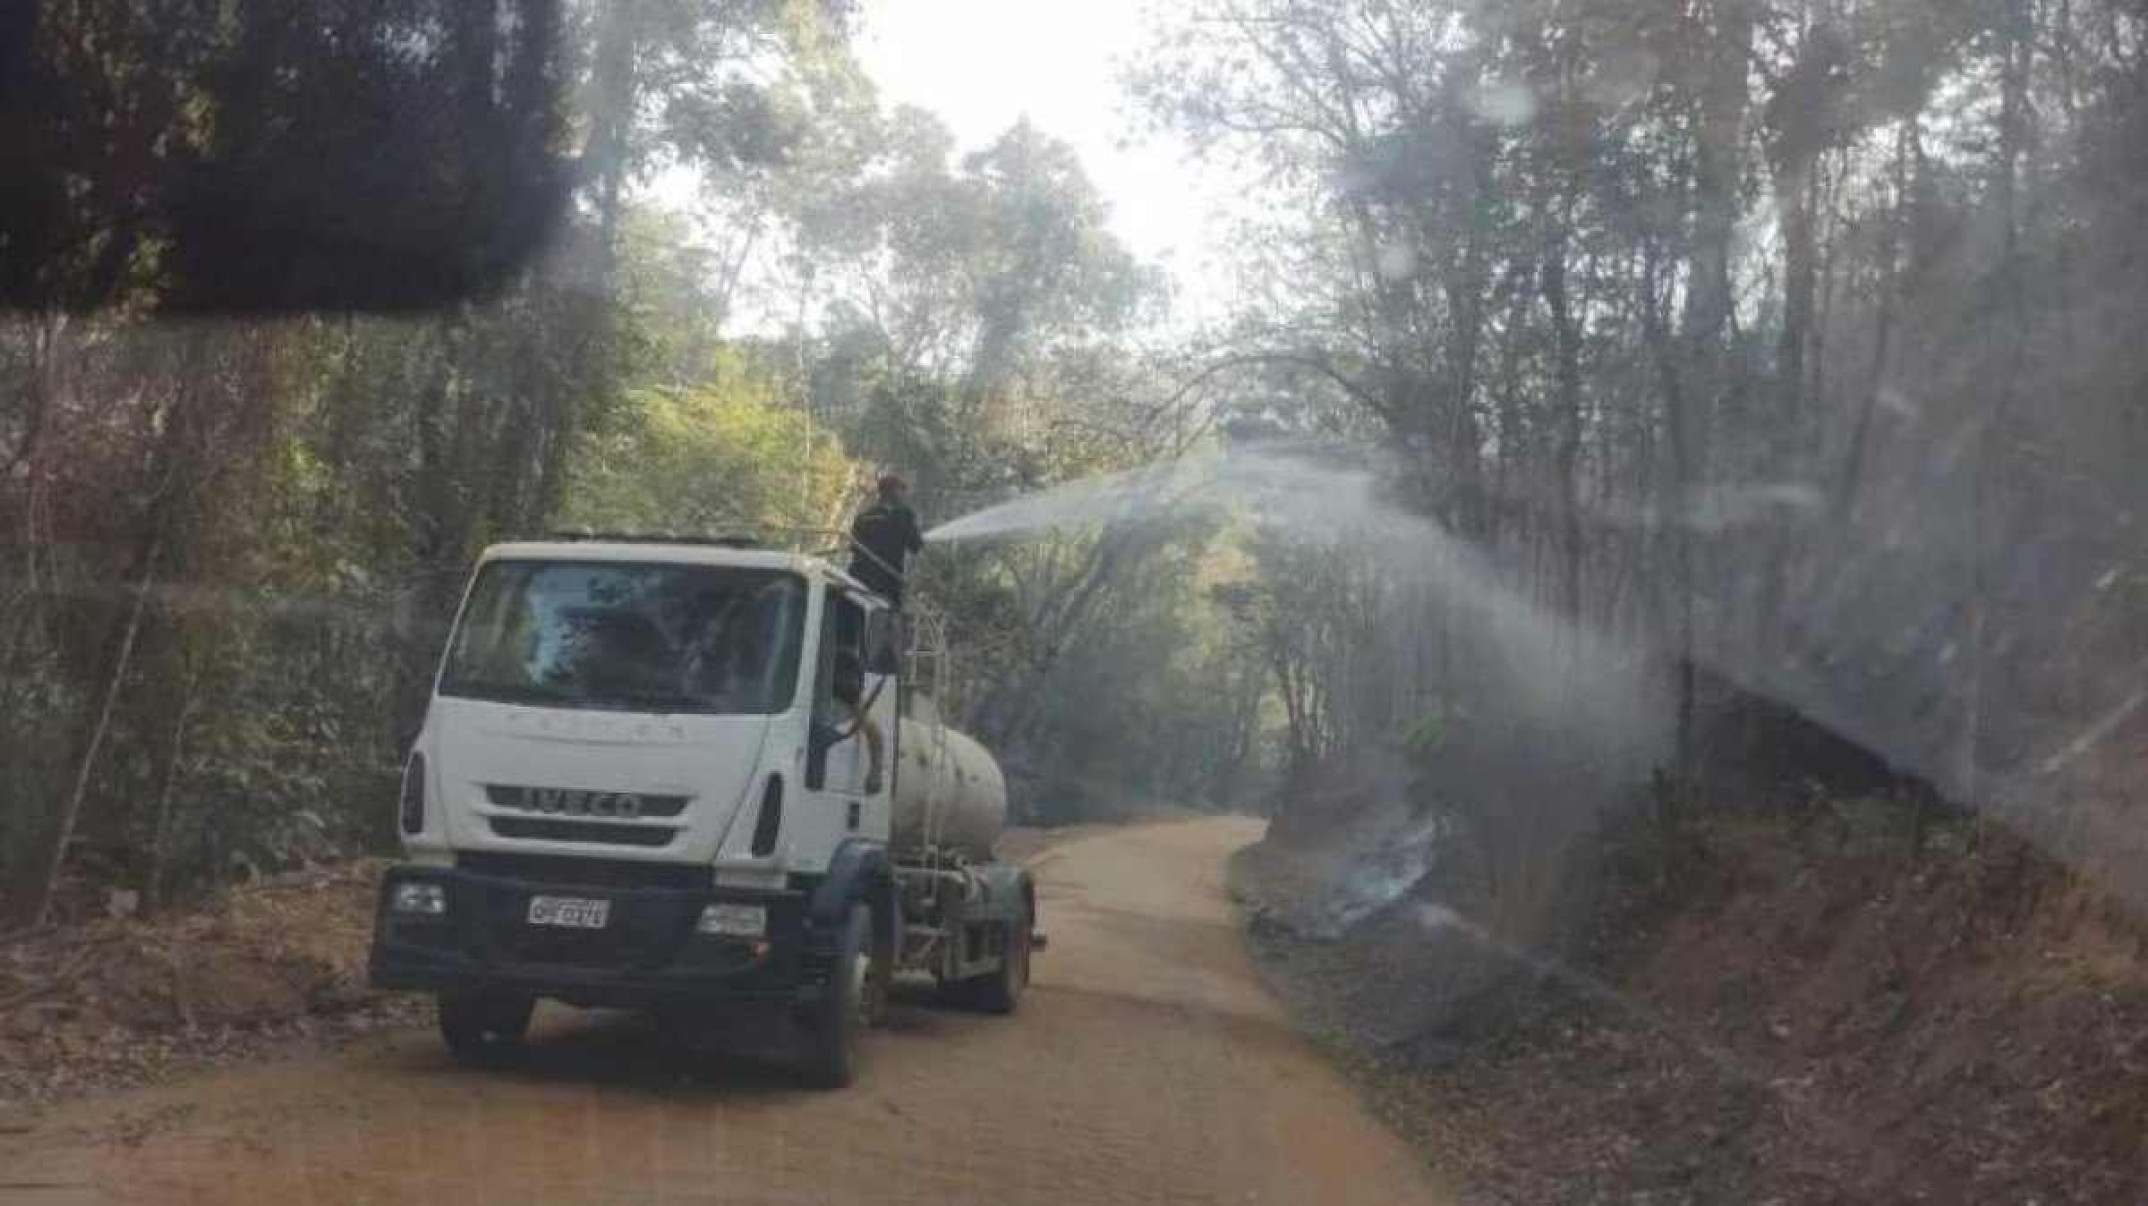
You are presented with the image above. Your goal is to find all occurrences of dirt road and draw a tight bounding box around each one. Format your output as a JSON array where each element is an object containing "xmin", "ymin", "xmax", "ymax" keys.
[{"xmin": 0, "ymin": 818, "xmax": 1449, "ymax": 1204}]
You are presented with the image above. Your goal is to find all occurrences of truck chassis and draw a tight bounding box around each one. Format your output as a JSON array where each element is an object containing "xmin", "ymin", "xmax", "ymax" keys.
[{"xmin": 369, "ymin": 843, "xmax": 1035, "ymax": 1086}]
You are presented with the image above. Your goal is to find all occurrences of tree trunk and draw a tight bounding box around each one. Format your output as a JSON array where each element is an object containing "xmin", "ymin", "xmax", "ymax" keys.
[
  {"xmin": 1835, "ymin": 121, "xmax": 1913, "ymax": 525},
  {"xmin": 1963, "ymin": 0, "xmax": 2035, "ymax": 837},
  {"xmin": 21, "ymin": 527, "xmax": 164, "ymax": 927},
  {"xmin": 1664, "ymin": 0, "xmax": 1754, "ymax": 785},
  {"xmin": 1543, "ymin": 196, "xmax": 1587, "ymax": 624},
  {"xmin": 143, "ymin": 661, "xmax": 201, "ymax": 917},
  {"xmin": 1442, "ymin": 114, "xmax": 1496, "ymax": 537},
  {"xmin": 1641, "ymin": 239, "xmax": 1699, "ymax": 787}
]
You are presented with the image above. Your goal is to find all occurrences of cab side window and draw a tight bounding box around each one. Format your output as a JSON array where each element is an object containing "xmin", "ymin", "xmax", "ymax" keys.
[{"xmin": 806, "ymin": 590, "xmax": 867, "ymax": 790}]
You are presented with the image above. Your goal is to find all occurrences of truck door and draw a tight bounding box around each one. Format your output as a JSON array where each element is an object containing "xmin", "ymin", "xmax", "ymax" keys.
[{"xmin": 804, "ymin": 588, "xmax": 895, "ymax": 844}]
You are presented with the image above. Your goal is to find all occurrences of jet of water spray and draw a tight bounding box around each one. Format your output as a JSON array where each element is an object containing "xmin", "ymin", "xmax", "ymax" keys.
[{"xmin": 926, "ymin": 440, "xmax": 1672, "ymax": 789}]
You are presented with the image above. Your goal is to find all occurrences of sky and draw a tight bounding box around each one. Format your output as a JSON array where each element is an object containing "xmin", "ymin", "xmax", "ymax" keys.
[
  {"xmin": 641, "ymin": 0, "xmax": 1244, "ymax": 328},
  {"xmin": 854, "ymin": 0, "xmax": 1235, "ymax": 324}
]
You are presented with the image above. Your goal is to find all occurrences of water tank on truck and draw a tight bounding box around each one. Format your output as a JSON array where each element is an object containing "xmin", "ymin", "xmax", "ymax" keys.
[{"xmin": 891, "ymin": 706, "xmax": 1008, "ymax": 861}]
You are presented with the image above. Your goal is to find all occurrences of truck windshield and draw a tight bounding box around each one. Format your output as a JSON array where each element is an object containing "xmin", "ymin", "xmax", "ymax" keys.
[{"xmin": 438, "ymin": 560, "xmax": 806, "ymax": 715}]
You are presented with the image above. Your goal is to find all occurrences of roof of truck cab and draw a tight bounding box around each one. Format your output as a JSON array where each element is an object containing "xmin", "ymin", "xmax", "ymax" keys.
[
  {"xmin": 478, "ymin": 540, "xmax": 883, "ymax": 600},
  {"xmin": 481, "ymin": 540, "xmax": 833, "ymax": 576}
]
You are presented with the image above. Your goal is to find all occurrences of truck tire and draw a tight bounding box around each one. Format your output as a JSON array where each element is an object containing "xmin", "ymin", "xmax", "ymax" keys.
[
  {"xmin": 801, "ymin": 903, "xmax": 871, "ymax": 1089},
  {"xmin": 864, "ymin": 903, "xmax": 894, "ymax": 1029},
  {"xmin": 438, "ymin": 990, "xmax": 534, "ymax": 1065},
  {"xmin": 947, "ymin": 905, "xmax": 1031, "ymax": 1015}
]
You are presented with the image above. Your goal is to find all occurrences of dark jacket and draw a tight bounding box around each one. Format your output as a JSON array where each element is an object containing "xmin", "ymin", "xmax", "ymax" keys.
[{"xmin": 849, "ymin": 501, "xmax": 923, "ymax": 602}]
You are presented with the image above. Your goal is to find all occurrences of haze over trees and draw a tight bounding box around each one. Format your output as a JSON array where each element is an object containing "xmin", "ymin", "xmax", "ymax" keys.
[{"xmin": 1135, "ymin": 0, "xmax": 2148, "ymax": 914}]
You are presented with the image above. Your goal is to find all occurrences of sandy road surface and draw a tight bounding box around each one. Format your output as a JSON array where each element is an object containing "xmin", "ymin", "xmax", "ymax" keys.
[{"xmin": 0, "ymin": 818, "xmax": 1449, "ymax": 1204}]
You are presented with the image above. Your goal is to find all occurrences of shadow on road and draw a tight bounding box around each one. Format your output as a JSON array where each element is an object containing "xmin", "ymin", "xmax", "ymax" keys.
[{"xmin": 380, "ymin": 982, "xmax": 976, "ymax": 1098}]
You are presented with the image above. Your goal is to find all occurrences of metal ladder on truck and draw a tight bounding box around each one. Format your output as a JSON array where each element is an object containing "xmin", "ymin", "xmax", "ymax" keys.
[
  {"xmin": 890, "ymin": 600, "xmax": 968, "ymax": 976},
  {"xmin": 824, "ymin": 528, "xmax": 969, "ymax": 973}
]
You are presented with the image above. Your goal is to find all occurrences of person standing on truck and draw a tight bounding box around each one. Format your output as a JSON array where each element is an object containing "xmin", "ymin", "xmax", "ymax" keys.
[{"xmin": 849, "ymin": 473, "xmax": 924, "ymax": 608}]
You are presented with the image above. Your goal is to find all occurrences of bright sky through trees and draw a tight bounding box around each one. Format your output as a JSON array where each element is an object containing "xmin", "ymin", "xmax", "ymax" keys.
[
  {"xmin": 640, "ymin": 0, "xmax": 1242, "ymax": 329},
  {"xmin": 857, "ymin": 0, "xmax": 1236, "ymax": 324}
]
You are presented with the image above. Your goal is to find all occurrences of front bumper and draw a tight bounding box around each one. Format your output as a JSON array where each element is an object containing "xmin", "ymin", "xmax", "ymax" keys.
[{"xmin": 368, "ymin": 863, "xmax": 830, "ymax": 1010}]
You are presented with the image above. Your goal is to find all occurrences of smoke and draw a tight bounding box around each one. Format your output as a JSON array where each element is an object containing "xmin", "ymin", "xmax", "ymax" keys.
[
  {"xmin": 1281, "ymin": 813, "xmax": 1448, "ymax": 941},
  {"xmin": 926, "ymin": 423, "xmax": 2148, "ymax": 915}
]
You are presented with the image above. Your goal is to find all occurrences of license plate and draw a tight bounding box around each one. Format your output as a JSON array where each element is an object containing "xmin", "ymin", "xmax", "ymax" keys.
[{"xmin": 527, "ymin": 895, "xmax": 610, "ymax": 929}]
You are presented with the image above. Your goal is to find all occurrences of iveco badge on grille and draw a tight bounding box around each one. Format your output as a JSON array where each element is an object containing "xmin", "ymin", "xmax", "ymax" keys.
[{"xmin": 516, "ymin": 787, "xmax": 644, "ymax": 819}]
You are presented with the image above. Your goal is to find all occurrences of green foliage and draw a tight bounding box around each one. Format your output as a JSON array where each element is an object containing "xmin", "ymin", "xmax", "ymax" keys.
[
  {"xmin": 1403, "ymin": 709, "xmax": 1451, "ymax": 763},
  {"xmin": 0, "ymin": 0, "xmax": 881, "ymax": 921},
  {"xmin": 1009, "ymin": 533, "xmax": 1272, "ymax": 821},
  {"xmin": 1, "ymin": 0, "xmax": 1307, "ymax": 925},
  {"xmin": 564, "ymin": 357, "xmax": 863, "ymax": 536}
]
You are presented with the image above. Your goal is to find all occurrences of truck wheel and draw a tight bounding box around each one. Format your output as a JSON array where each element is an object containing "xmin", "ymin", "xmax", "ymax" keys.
[
  {"xmin": 438, "ymin": 990, "xmax": 534, "ymax": 1065},
  {"xmin": 946, "ymin": 906, "xmax": 1032, "ymax": 1015},
  {"xmin": 975, "ymin": 907, "xmax": 1032, "ymax": 1015},
  {"xmin": 864, "ymin": 908, "xmax": 894, "ymax": 1029},
  {"xmin": 802, "ymin": 903, "xmax": 871, "ymax": 1089}
]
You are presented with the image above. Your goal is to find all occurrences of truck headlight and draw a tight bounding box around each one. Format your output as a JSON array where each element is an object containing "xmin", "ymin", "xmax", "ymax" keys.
[
  {"xmin": 696, "ymin": 902, "xmax": 766, "ymax": 938},
  {"xmin": 391, "ymin": 881, "xmax": 448, "ymax": 916}
]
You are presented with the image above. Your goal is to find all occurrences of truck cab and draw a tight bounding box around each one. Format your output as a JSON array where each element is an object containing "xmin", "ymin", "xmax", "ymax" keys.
[{"xmin": 368, "ymin": 536, "xmax": 1034, "ymax": 1087}]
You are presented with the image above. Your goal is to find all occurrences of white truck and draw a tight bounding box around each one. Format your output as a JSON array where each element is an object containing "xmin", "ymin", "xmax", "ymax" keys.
[{"xmin": 368, "ymin": 535, "xmax": 1037, "ymax": 1087}]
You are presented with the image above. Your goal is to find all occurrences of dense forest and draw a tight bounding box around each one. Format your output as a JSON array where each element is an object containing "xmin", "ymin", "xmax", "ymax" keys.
[
  {"xmin": 1130, "ymin": 0, "xmax": 2148, "ymax": 920},
  {"xmin": 0, "ymin": 0, "xmax": 1255, "ymax": 925},
  {"xmin": 7, "ymin": 0, "xmax": 2148, "ymax": 943}
]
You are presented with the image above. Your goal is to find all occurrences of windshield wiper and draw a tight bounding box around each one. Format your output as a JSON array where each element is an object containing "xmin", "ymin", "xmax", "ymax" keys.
[
  {"xmin": 439, "ymin": 681, "xmax": 573, "ymax": 706},
  {"xmin": 581, "ymin": 690, "xmax": 706, "ymax": 714},
  {"xmin": 442, "ymin": 680, "xmax": 729, "ymax": 714}
]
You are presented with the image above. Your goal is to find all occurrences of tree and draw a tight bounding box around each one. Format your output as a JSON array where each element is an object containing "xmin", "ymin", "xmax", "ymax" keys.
[
  {"xmin": 564, "ymin": 355, "xmax": 863, "ymax": 536},
  {"xmin": 0, "ymin": 0, "xmax": 875, "ymax": 921},
  {"xmin": 1137, "ymin": 0, "xmax": 2148, "ymax": 918}
]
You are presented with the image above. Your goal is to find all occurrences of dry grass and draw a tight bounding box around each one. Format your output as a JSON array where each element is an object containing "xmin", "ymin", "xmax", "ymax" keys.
[{"xmin": 0, "ymin": 860, "xmax": 422, "ymax": 1109}]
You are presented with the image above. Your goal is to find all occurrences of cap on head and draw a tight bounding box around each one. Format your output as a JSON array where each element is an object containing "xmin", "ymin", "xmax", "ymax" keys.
[{"xmin": 877, "ymin": 472, "xmax": 908, "ymax": 499}]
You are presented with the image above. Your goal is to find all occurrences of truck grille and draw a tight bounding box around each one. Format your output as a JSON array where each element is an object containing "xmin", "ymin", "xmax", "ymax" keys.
[
  {"xmin": 488, "ymin": 816, "xmax": 679, "ymax": 847},
  {"xmin": 456, "ymin": 851, "xmax": 705, "ymax": 890},
  {"xmin": 483, "ymin": 784, "xmax": 690, "ymax": 819}
]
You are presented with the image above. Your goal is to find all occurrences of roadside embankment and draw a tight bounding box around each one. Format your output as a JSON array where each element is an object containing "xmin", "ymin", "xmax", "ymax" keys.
[
  {"xmin": 1233, "ymin": 796, "xmax": 2148, "ymax": 1203},
  {"xmin": 1, "ymin": 860, "xmax": 420, "ymax": 1110}
]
